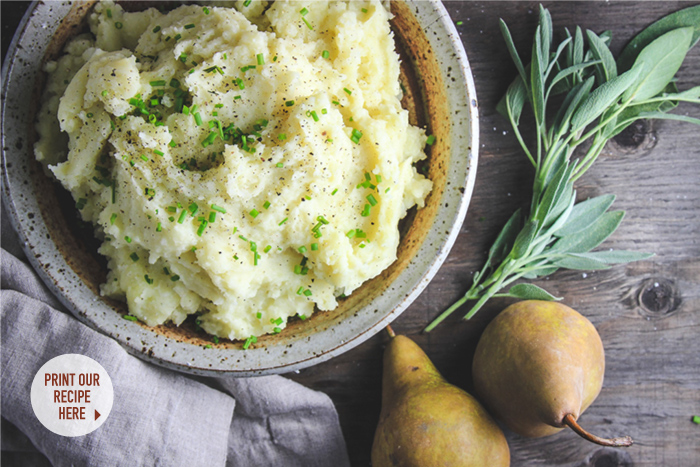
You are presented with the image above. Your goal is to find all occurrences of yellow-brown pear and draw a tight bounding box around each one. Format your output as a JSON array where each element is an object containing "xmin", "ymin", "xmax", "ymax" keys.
[
  {"xmin": 372, "ymin": 331, "xmax": 510, "ymax": 467},
  {"xmin": 472, "ymin": 300, "xmax": 631, "ymax": 446}
]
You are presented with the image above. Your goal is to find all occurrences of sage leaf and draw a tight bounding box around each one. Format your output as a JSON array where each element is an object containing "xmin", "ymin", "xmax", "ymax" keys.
[
  {"xmin": 622, "ymin": 27, "xmax": 693, "ymax": 102},
  {"xmin": 552, "ymin": 254, "xmax": 611, "ymax": 270},
  {"xmin": 531, "ymin": 28, "xmax": 547, "ymax": 127},
  {"xmin": 536, "ymin": 161, "xmax": 575, "ymax": 225},
  {"xmin": 501, "ymin": 76, "xmax": 528, "ymax": 124},
  {"xmin": 551, "ymin": 210, "xmax": 624, "ymax": 254},
  {"xmin": 638, "ymin": 111, "xmax": 700, "ymax": 126},
  {"xmin": 522, "ymin": 266, "xmax": 559, "ymax": 280},
  {"xmin": 499, "ymin": 18, "xmax": 528, "ymax": 86},
  {"xmin": 486, "ymin": 209, "xmax": 522, "ymax": 268},
  {"xmin": 555, "ymin": 194, "xmax": 616, "ymax": 237},
  {"xmin": 495, "ymin": 283, "xmax": 562, "ymax": 301},
  {"xmin": 618, "ymin": 4, "xmax": 700, "ymax": 72},
  {"xmin": 552, "ymin": 77, "xmax": 595, "ymax": 135},
  {"xmin": 511, "ymin": 220, "xmax": 539, "ymax": 259},
  {"xmin": 573, "ymin": 250, "xmax": 654, "ymax": 264},
  {"xmin": 586, "ymin": 29, "xmax": 617, "ymax": 82},
  {"xmin": 548, "ymin": 61, "xmax": 599, "ymax": 100},
  {"xmin": 571, "ymin": 65, "xmax": 642, "ymax": 132},
  {"xmin": 573, "ymin": 26, "xmax": 584, "ymax": 67}
]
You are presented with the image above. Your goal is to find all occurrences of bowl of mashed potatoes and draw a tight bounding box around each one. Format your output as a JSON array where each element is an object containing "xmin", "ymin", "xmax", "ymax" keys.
[{"xmin": 2, "ymin": 0, "xmax": 478, "ymax": 375}]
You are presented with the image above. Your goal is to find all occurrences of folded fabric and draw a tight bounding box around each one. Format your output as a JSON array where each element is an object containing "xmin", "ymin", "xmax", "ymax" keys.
[{"xmin": 1, "ymin": 202, "xmax": 350, "ymax": 467}]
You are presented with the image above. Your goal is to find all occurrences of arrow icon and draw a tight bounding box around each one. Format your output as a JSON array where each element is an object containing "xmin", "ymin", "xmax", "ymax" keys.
[{"xmin": 95, "ymin": 410, "xmax": 101, "ymax": 421}]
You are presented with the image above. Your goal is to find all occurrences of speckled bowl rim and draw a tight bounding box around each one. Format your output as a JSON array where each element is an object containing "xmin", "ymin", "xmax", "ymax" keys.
[{"xmin": 2, "ymin": 0, "xmax": 478, "ymax": 376}]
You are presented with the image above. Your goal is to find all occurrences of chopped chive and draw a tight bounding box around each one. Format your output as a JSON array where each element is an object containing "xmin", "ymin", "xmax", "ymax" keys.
[
  {"xmin": 300, "ymin": 7, "xmax": 309, "ymax": 15},
  {"xmin": 276, "ymin": 162, "xmax": 284, "ymax": 168},
  {"xmin": 196, "ymin": 220, "xmax": 208, "ymax": 236},
  {"xmin": 264, "ymin": 245, "xmax": 272, "ymax": 253},
  {"xmin": 238, "ymin": 234, "xmax": 248, "ymax": 241},
  {"xmin": 106, "ymin": 9, "xmax": 112, "ymax": 18},
  {"xmin": 311, "ymin": 243, "xmax": 319, "ymax": 251},
  {"xmin": 298, "ymin": 246, "xmax": 307, "ymax": 254},
  {"xmin": 456, "ymin": 20, "xmax": 463, "ymax": 26},
  {"xmin": 124, "ymin": 236, "xmax": 132, "ymax": 243},
  {"xmin": 243, "ymin": 0, "xmax": 252, "ymax": 6},
  {"xmin": 285, "ymin": 100, "xmax": 295, "ymax": 107},
  {"xmin": 150, "ymin": 80, "xmax": 166, "ymax": 87},
  {"xmin": 123, "ymin": 315, "xmax": 138, "ymax": 321},
  {"xmin": 194, "ymin": 113, "xmax": 202, "ymax": 126},
  {"xmin": 279, "ymin": 217, "xmax": 288, "ymax": 226},
  {"xmin": 346, "ymin": 229, "xmax": 356, "ymax": 238},
  {"xmin": 130, "ymin": 252, "xmax": 140, "ymax": 262},
  {"xmin": 101, "ymin": 90, "xmax": 108, "ymax": 97},
  {"xmin": 177, "ymin": 209, "xmax": 188, "ymax": 224},
  {"xmin": 367, "ymin": 194, "xmax": 378, "ymax": 206},
  {"xmin": 169, "ymin": 274, "xmax": 179, "ymax": 282},
  {"xmin": 144, "ymin": 274, "xmax": 153, "ymax": 284},
  {"xmin": 257, "ymin": 53, "xmax": 264, "ymax": 65},
  {"xmin": 310, "ymin": 110, "xmax": 319, "ymax": 122},
  {"xmin": 321, "ymin": 108, "xmax": 327, "ymax": 115},
  {"xmin": 322, "ymin": 50, "xmax": 330, "ymax": 59},
  {"xmin": 184, "ymin": 23, "xmax": 195, "ymax": 29},
  {"xmin": 692, "ymin": 415, "xmax": 700, "ymax": 424},
  {"xmin": 243, "ymin": 335, "xmax": 256, "ymax": 349},
  {"xmin": 156, "ymin": 222, "xmax": 162, "ymax": 232},
  {"xmin": 350, "ymin": 128, "xmax": 363, "ymax": 144},
  {"xmin": 115, "ymin": 22, "xmax": 123, "ymax": 29},
  {"xmin": 331, "ymin": 188, "xmax": 338, "ymax": 195},
  {"xmin": 209, "ymin": 212, "xmax": 216, "ymax": 223},
  {"xmin": 188, "ymin": 202, "xmax": 199, "ymax": 215},
  {"xmin": 257, "ymin": 312, "xmax": 263, "ymax": 319},
  {"xmin": 109, "ymin": 213, "xmax": 118, "ymax": 225},
  {"xmin": 426, "ymin": 134, "xmax": 436, "ymax": 145},
  {"xmin": 249, "ymin": 209, "xmax": 259, "ymax": 218},
  {"xmin": 174, "ymin": 33, "xmax": 182, "ymax": 41},
  {"xmin": 278, "ymin": 133, "xmax": 287, "ymax": 141},
  {"xmin": 362, "ymin": 8, "xmax": 368, "ymax": 13},
  {"xmin": 296, "ymin": 286, "xmax": 304, "ymax": 295},
  {"xmin": 303, "ymin": 289, "xmax": 312, "ymax": 296},
  {"xmin": 332, "ymin": 100, "xmax": 340, "ymax": 106},
  {"xmin": 263, "ymin": 201, "xmax": 271, "ymax": 210},
  {"xmin": 302, "ymin": 17, "xmax": 313, "ymax": 30},
  {"xmin": 76, "ymin": 198, "xmax": 87, "ymax": 210},
  {"xmin": 154, "ymin": 149, "xmax": 164, "ymax": 156},
  {"xmin": 343, "ymin": 87, "xmax": 352, "ymax": 95},
  {"xmin": 361, "ymin": 204, "xmax": 371, "ymax": 217},
  {"xmin": 215, "ymin": 103, "xmax": 224, "ymax": 108},
  {"xmin": 211, "ymin": 204, "xmax": 227, "ymax": 213},
  {"xmin": 203, "ymin": 6, "xmax": 210, "ymax": 14},
  {"xmin": 169, "ymin": 140, "xmax": 177, "ymax": 148}
]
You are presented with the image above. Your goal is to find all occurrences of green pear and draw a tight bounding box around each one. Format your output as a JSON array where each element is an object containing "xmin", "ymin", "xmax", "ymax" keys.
[
  {"xmin": 372, "ymin": 331, "xmax": 510, "ymax": 467},
  {"xmin": 472, "ymin": 300, "xmax": 631, "ymax": 446}
]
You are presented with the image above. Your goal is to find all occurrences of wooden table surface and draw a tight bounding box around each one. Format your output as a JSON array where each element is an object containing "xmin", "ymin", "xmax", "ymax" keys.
[
  {"xmin": 3, "ymin": 2, "xmax": 699, "ymax": 466},
  {"xmin": 287, "ymin": 2, "xmax": 700, "ymax": 465}
]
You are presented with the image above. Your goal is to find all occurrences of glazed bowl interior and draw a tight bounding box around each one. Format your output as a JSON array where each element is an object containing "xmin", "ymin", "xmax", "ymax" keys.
[{"xmin": 2, "ymin": 1, "xmax": 478, "ymax": 376}]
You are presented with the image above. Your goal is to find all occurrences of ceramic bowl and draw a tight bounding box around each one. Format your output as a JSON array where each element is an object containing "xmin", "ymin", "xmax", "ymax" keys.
[{"xmin": 1, "ymin": 1, "xmax": 478, "ymax": 376}]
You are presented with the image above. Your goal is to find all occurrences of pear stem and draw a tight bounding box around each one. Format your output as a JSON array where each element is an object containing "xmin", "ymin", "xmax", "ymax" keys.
[
  {"xmin": 385, "ymin": 325, "xmax": 396, "ymax": 338},
  {"xmin": 562, "ymin": 414, "xmax": 633, "ymax": 447}
]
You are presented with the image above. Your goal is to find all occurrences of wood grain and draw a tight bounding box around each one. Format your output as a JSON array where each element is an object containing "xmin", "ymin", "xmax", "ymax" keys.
[{"xmin": 288, "ymin": 2, "xmax": 700, "ymax": 465}]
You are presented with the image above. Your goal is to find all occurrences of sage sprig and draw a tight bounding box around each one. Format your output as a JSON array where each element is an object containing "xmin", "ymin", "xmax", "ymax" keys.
[{"xmin": 425, "ymin": 5, "xmax": 700, "ymax": 332}]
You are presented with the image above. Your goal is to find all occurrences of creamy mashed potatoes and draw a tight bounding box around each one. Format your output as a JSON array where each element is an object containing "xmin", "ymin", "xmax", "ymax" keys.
[{"xmin": 35, "ymin": 0, "xmax": 432, "ymax": 340}]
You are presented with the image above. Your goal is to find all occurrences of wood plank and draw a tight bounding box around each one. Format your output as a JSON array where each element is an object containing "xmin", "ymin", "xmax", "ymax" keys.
[{"xmin": 290, "ymin": 2, "xmax": 700, "ymax": 465}]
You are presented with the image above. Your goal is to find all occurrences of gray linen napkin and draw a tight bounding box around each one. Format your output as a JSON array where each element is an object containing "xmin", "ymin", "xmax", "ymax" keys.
[{"xmin": 1, "ymin": 203, "xmax": 351, "ymax": 467}]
